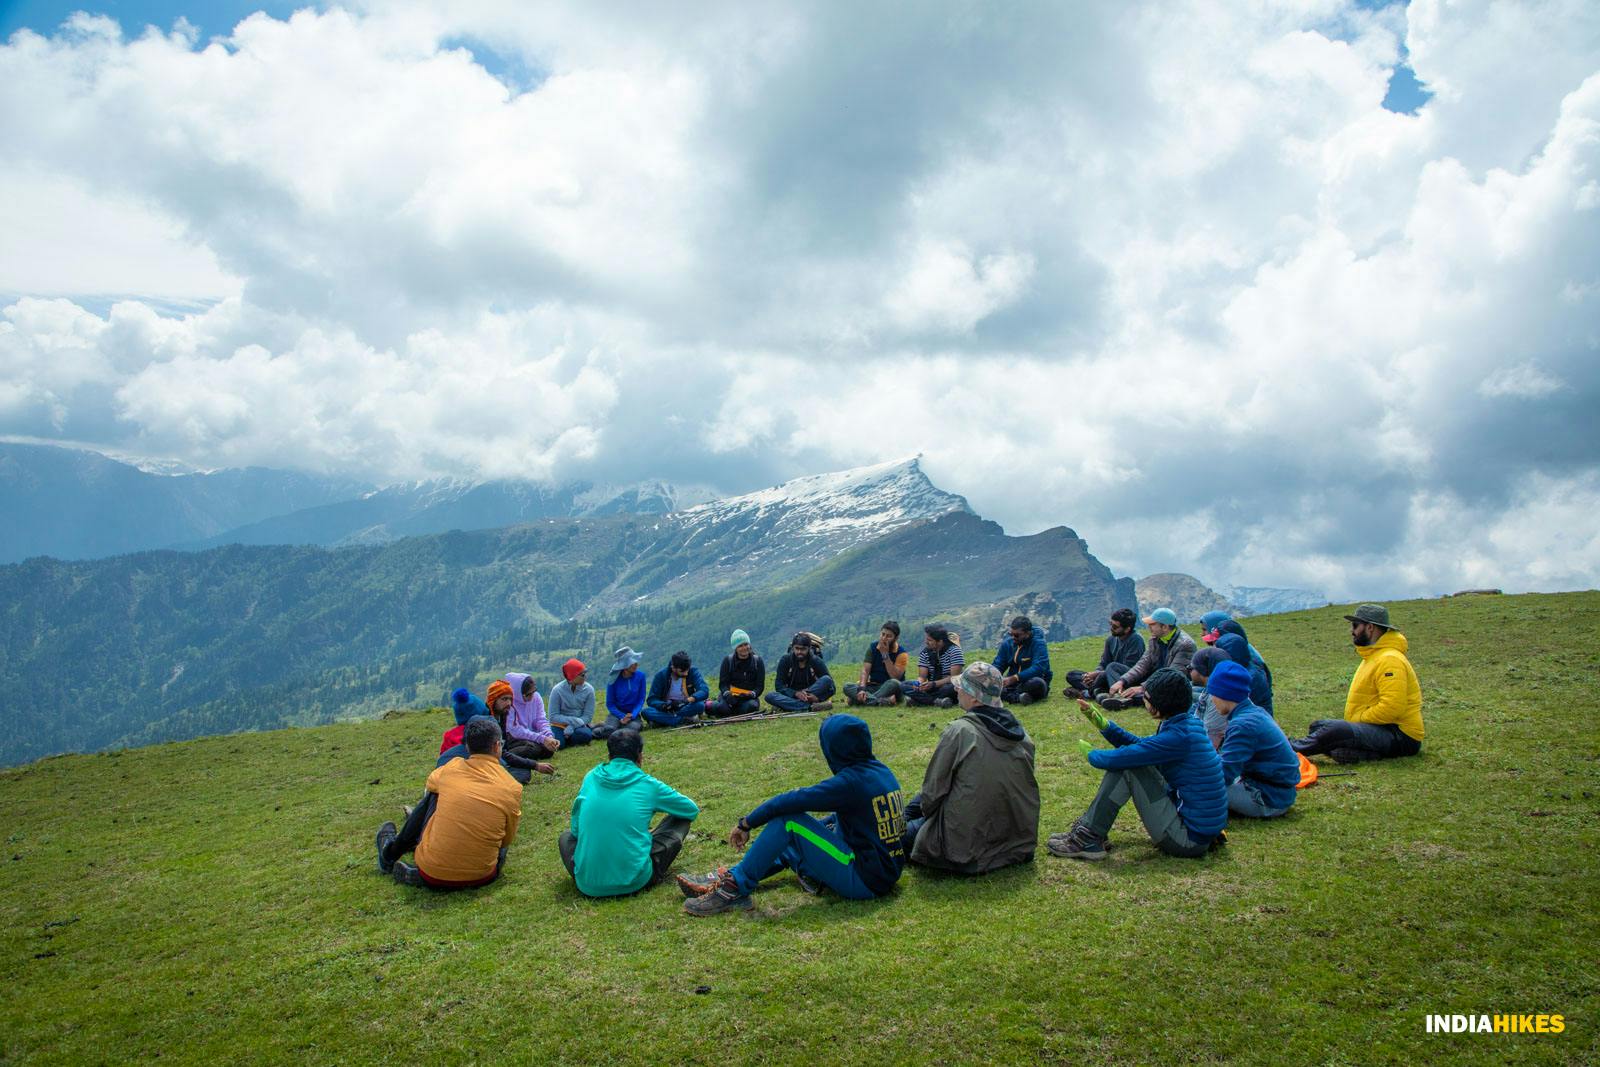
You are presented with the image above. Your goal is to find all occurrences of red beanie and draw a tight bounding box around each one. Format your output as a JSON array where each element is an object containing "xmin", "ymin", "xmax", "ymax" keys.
[{"xmin": 562, "ymin": 658, "xmax": 586, "ymax": 683}]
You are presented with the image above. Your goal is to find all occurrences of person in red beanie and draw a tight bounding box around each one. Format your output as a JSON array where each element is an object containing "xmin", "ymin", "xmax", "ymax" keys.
[{"xmin": 547, "ymin": 659, "xmax": 597, "ymax": 746}]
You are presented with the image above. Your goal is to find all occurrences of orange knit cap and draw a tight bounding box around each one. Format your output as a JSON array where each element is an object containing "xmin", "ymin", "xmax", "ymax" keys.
[
  {"xmin": 485, "ymin": 679, "xmax": 513, "ymax": 710},
  {"xmin": 562, "ymin": 658, "xmax": 586, "ymax": 683}
]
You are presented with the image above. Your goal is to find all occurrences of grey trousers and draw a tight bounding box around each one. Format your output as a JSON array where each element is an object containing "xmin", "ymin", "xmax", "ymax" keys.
[
  {"xmin": 1227, "ymin": 779, "xmax": 1290, "ymax": 818},
  {"xmin": 1078, "ymin": 764, "xmax": 1213, "ymax": 858},
  {"xmin": 559, "ymin": 815, "xmax": 693, "ymax": 897},
  {"xmin": 844, "ymin": 679, "xmax": 903, "ymax": 706}
]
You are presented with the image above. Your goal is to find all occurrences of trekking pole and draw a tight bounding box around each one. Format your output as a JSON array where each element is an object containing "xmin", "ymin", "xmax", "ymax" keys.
[{"xmin": 1317, "ymin": 771, "xmax": 1357, "ymax": 778}]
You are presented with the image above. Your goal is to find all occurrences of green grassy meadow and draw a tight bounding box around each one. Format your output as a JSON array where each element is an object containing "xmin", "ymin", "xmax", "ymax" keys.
[{"xmin": 2, "ymin": 593, "xmax": 1597, "ymax": 1064}]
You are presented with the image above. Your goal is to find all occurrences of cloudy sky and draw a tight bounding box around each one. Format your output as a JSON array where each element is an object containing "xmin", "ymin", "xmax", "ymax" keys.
[{"xmin": 2, "ymin": 0, "xmax": 1597, "ymax": 599}]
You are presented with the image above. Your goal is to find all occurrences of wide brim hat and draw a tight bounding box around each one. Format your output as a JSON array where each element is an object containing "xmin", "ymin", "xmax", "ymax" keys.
[
  {"xmin": 608, "ymin": 646, "xmax": 642, "ymax": 682},
  {"xmin": 1342, "ymin": 604, "xmax": 1393, "ymax": 630}
]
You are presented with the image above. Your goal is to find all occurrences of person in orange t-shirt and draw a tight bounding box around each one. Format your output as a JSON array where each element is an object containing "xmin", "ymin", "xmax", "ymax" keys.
[{"xmin": 377, "ymin": 717, "xmax": 523, "ymax": 889}]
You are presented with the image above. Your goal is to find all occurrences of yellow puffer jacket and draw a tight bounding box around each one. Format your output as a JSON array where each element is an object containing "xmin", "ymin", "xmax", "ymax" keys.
[{"xmin": 1344, "ymin": 630, "xmax": 1423, "ymax": 741}]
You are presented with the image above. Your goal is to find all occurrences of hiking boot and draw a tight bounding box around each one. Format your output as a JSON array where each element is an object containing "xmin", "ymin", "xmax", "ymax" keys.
[
  {"xmin": 934, "ymin": 697, "xmax": 954, "ymax": 709},
  {"xmin": 683, "ymin": 871, "xmax": 753, "ymax": 916},
  {"xmin": 1063, "ymin": 686, "xmax": 1087, "ymax": 700},
  {"xmin": 795, "ymin": 870, "xmax": 823, "ymax": 895},
  {"xmin": 375, "ymin": 821, "xmax": 397, "ymax": 874},
  {"xmin": 1015, "ymin": 693, "xmax": 1035, "ymax": 706},
  {"xmin": 1329, "ymin": 747, "xmax": 1378, "ymax": 764},
  {"xmin": 811, "ymin": 701, "xmax": 833, "ymax": 712},
  {"xmin": 392, "ymin": 860, "xmax": 427, "ymax": 887},
  {"xmin": 1046, "ymin": 825, "xmax": 1108, "ymax": 861},
  {"xmin": 676, "ymin": 866, "xmax": 731, "ymax": 898},
  {"xmin": 1098, "ymin": 694, "xmax": 1136, "ymax": 712}
]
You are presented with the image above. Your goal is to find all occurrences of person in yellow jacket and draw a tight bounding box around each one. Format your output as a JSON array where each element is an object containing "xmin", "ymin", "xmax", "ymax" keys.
[{"xmin": 1291, "ymin": 604, "xmax": 1423, "ymax": 764}]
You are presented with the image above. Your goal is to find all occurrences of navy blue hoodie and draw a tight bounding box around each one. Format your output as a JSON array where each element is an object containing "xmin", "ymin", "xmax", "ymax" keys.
[{"xmin": 742, "ymin": 715, "xmax": 906, "ymax": 896}]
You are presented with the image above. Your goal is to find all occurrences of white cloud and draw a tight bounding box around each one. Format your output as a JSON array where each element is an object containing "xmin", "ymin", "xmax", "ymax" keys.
[{"xmin": 0, "ymin": 1, "xmax": 1597, "ymax": 599}]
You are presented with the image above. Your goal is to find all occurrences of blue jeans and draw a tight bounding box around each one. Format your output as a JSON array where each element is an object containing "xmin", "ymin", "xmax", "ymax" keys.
[
  {"xmin": 643, "ymin": 701, "xmax": 706, "ymax": 726},
  {"xmin": 550, "ymin": 721, "xmax": 593, "ymax": 747},
  {"xmin": 1227, "ymin": 779, "xmax": 1290, "ymax": 818},
  {"xmin": 732, "ymin": 813, "xmax": 875, "ymax": 899},
  {"xmin": 765, "ymin": 676, "xmax": 835, "ymax": 712}
]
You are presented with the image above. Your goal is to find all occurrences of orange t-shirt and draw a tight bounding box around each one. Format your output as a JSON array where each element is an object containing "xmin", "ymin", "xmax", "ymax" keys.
[{"xmin": 415, "ymin": 754, "xmax": 523, "ymax": 883}]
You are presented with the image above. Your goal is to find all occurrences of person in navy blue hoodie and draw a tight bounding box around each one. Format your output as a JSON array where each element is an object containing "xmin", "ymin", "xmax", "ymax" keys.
[
  {"xmin": 1208, "ymin": 661, "xmax": 1298, "ymax": 818},
  {"xmin": 992, "ymin": 615, "xmax": 1052, "ymax": 705},
  {"xmin": 679, "ymin": 714, "xmax": 906, "ymax": 914},
  {"xmin": 1216, "ymin": 632, "xmax": 1274, "ymax": 715},
  {"xmin": 1047, "ymin": 667, "xmax": 1227, "ymax": 860},
  {"xmin": 644, "ymin": 651, "xmax": 709, "ymax": 727}
]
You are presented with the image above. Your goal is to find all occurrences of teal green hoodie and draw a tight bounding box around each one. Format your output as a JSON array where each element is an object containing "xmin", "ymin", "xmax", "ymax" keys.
[{"xmin": 569, "ymin": 758, "xmax": 699, "ymax": 897}]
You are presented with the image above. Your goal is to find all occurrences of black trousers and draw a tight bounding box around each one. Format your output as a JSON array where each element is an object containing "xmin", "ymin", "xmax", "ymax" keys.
[
  {"xmin": 1001, "ymin": 677, "xmax": 1050, "ymax": 703},
  {"xmin": 559, "ymin": 816, "xmax": 693, "ymax": 896},
  {"xmin": 905, "ymin": 681, "xmax": 957, "ymax": 706}
]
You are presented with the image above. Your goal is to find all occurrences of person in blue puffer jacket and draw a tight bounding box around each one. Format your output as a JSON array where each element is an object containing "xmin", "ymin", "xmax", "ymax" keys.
[
  {"xmin": 1208, "ymin": 661, "xmax": 1298, "ymax": 818},
  {"xmin": 678, "ymin": 714, "xmax": 906, "ymax": 914},
  {"xmin": 1048, "ymin": 667, "xmax": 1227, "ymax": 860}
]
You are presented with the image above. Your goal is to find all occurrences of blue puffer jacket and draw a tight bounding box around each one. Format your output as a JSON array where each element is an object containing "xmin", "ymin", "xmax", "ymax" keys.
[
  {"xmin": 1089, "ymin": 712, "xmax": 1228, "ymax": 839},
  {"xmin": 647, "ymin": 665, "xmax": 709, "ymax": 710},
  {"xmin": 742, "ymin": 715, "xmax": 906, "ymax": 895},
  {"xmin": 1218, "ymin": 698, "xmax": 1299, "ymax": 811},
  {"xmin": 992, "ymin": 631, "xmax": 1053, "ymax": 684}
]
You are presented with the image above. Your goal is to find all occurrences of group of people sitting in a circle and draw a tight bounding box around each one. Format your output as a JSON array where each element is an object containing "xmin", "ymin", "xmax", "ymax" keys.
[{"xmin": 374, "ymin": 603, "xmax": 1424, "ymax": 913}]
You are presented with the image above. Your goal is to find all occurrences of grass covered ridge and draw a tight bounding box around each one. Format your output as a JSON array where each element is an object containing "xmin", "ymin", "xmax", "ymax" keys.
[{"xmin": 2, "ymin": 593, "xmax": 1597, "ymax": 1064}]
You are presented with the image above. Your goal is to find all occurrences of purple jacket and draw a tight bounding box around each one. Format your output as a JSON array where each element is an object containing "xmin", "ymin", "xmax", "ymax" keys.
[{"xmin": 504, "ymin": 672, "xmax": 554, "ymax": 746}]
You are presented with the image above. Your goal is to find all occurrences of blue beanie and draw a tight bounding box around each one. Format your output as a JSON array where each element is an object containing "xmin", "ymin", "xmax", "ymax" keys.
[
  {"xmin": 451, "ymin": 688, "xmax": 490, "ymax": 726},
  {"xmin": 1207, "ymin": 661, "xmax": 1251, "ymax": 702}
]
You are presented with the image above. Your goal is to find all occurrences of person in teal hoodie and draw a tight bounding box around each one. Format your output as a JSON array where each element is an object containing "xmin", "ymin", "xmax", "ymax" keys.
[
  {"xmin": 1048, "ymin": 667, "xmax": 1228, "ymax": 860},
  {"xmin": 559, "ymin": 730, "xmax": 699, "ymax": 897},
  {"xmin": 1208, "ymin": 661, "xmax": 1298, "ymax": 818},
  {"xmin": 678, "ymin": 714, "xmax": 906, "ymax": 914}
]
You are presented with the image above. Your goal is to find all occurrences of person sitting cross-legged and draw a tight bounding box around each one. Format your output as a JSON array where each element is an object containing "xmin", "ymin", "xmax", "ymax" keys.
[
  {"xmin": 439, "ymin": 692, "xmax": 550, "ymax": 782},
  {"xmin": 765, "ymin": 632, "xmax": 835, "ymax": 713},
  {"xmin": 903, "ymin": 663, "xmax": 1039, "ymax": 874},
  {"xmin": 992, "ymin": 614, "xmax": 1052, "ymax": 706},
  {"xmin": 502, "ymin": 672, "xmax": 566, "ymax": 756},
  {"xmin": 1208, "ymin": 661, "xmax": 1298, "ymax": 819},
  {"xmin": 709, "ymin": 629, "xmax": 766, "ymax": 718},
  {"xmin": 678, "ymin": 715, "xmax": 906, "ymax": 914},
  {"xmin": 645, "ymin": 651, "xmax": 710, "ymax": 727},
  {"xmin": 559, "ymin": 730, "xmax": 699, "ymax": 897},
  {"xmin": 1064, "ymin": 608, "xmax": 1144, "ymax": 700},
  {"xmin": 378, "ymin": 716, "xmax": 522, "ymax": 889},
  {"xmin": 595, "ymin": 648, "xmax": 646, "ymax": 740},
  {"xmin": 1291, "ymin": 603, "xmax": 1423, "ymax": 764},
  {"xmin": 904, "ymin": 624, "xmax": 964, "ymax": 708},
  {"xmin": 1099, "ymin": 608, "xmax": 1197, "ymax": 712},
  {"xmin": 844, "ymin": 620, "xmax": 909, "ymax": 708},
  {"xmin": 545, "ymin": 661, "xmax": 597, "ymax": 747},
  {"xmin": 1047, "ymin": 667, "xmax": 1227, "ymax": 861}
]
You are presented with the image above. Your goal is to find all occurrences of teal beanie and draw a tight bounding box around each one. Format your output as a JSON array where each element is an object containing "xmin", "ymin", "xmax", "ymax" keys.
[{"xmin": 730, "ymin": 629, "xmax": 751, "ymax": 651}]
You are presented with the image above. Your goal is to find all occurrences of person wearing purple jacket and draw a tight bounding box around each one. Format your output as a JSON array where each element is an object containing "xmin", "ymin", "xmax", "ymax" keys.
[{"xmin": 504, "ymin": 672, "xmax": 561, "ymax": 760}]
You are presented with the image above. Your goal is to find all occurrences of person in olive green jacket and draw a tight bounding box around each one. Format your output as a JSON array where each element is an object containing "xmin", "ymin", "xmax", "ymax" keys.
[
  {"xmin": 559, "ymin": 731, "xmax": 699, "ymax": 897},
  {"xmin": 904, "ymin": 663, "xmax": 1040, "ymax": 874},
  {"xmin": 1292, "ymin": 603, "xmax": 1423, "ymax": 763}
]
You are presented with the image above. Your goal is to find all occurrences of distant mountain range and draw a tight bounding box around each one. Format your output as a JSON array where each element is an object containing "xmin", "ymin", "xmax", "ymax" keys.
[
  {"xmin": 0, "ymin": 443, "xmax": 725, "ymax": 563},
  {"xmin": 1136, "ymin": 571, "xmax": 1326, "ymax": 622},
  {"xmin": 0, "ymin": 457, "xmax": 1134, "ymax": 765}
]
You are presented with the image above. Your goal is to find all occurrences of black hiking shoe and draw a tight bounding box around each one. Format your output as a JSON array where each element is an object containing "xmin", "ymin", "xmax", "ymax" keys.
[
  {"xmin": 1046, "ymin": 825, "xmax": 1108, "ymax": 861},
  {"xmin": 1098, "ymin": 694, "xmax": 1137, "ymax": 712},
  {"xmin": 375, "ymin": 821, "xmax": 397, "ymax": 874},
  {"xmin": 1330, "ymin": 747, "xmax": 1378, "ymax": 764},
  {"xmin": 934, "ymin": 697, "xmax": 954, "ymax": 709},
  {"xmin": 796, "ymin": 870, "xmax": 823, "ymax": 895},
  {"xmin": 676, "ymin": 866, "xmax": 730, "ymax": 898},
  {"xmin": 683, "ymin": 871, "xmax": 753, "ymax": 916},
  {"xmin": 1015, "ymin": 693, "xmax": 1035, "ymax": 706},
  {"xmin": 392, "ymin": 861, "xmax": 427, "ymax": 887}
]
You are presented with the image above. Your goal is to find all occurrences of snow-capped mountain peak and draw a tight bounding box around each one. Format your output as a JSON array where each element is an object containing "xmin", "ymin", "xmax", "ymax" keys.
[{"xmin": 678, "ymin": 456, "xmax": 970, "ymax": 535}]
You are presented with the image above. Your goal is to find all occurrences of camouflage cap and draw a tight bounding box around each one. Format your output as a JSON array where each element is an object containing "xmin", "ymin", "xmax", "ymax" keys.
[{"xmin": 955, "ymin": 661, "xmax": 1004, "ymax": 706}]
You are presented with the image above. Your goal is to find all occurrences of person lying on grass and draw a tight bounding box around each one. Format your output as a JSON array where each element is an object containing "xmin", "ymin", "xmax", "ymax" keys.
[
  {"xmin": 678, "ymin": 714, "xmax": 906, "ymax": 915},
  {"xmin": 440, "ymin": 691, "xmax": 551, "ymax": 782},
  {"xmin": 560, "ymin": 729, "xmax": 699, "ymax": 898},
  {"xmin": 710, "ymin": 629, "xmax": 766, "ymax": 718},
  {"xmin": 1208, "ymin": 661, "xmax": 1298, "ymax": 819},
  {"xmin": 1291, "ymin": 603, "xmax": 1424, "ymax": 764},
  {"xmin": 645, "ymin": 650, "xmax": 710, "ymax": 727},
  {"xmin": 844, "ymin": 620, "xmax": 908, "ymax": 708},
  {"xmin": 1047, "ymin": 667, "xmax": 1227, "ymax": 861},
  {"xmin": 378, "ymin": 716, "xmax": 522, "ymax": 890},
  {"xmin": 903, "ymin": 663, "xmax": 1039, "ymax": 874}
]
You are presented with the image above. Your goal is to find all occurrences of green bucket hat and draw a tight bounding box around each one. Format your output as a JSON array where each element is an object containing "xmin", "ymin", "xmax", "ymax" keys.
[{"xmin": 1343, "ymin": 603, "xmax": 1393, "ymax": 630}]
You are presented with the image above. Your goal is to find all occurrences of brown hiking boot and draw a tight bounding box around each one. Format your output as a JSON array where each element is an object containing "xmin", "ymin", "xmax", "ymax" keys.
[{"xmin": 676, "ymin": 866, "xmax": 731, "ymax": 897}]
